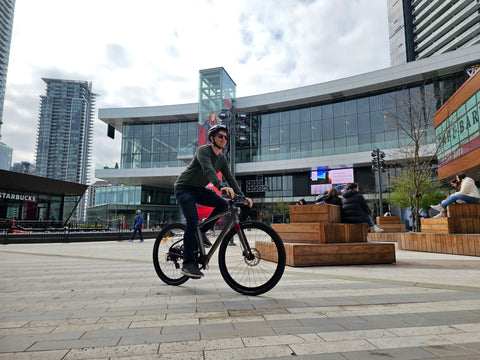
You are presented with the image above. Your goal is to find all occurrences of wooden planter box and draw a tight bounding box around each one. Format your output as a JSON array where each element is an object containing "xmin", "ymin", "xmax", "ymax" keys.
[
  {"xmin": 290, "ymin": 204, "xmax": 341, "ymax": 223},
  {"xmin": 271, "ymin": 222, "xmax": 367, "ymax": 244},
  {"xmin": 421, "ymin": 218, "xmax": 455, "ymax": 234},
  {"xmin": 256, "ymin": 241, "xmax": 396, "ymax": 267},
  {"xmin": 377, "ymin": 216, "xmax": 401, "ymax": 225},
  {"xmin": 399, "ymin": 233, "xmax": 480, "ymax": 256},
  {"xmin": 447, "ymin": 203, "xmax": 480, "ymax": 217}
]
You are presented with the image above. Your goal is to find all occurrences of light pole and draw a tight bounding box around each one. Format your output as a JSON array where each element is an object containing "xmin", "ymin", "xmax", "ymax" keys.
[
  {"xmin": 218, "ymin": 107, "xmax": 247, "ymax": 178},
  {"xmin": 371, "ymin": 149, "xmax": 386, "ymax": 216}
]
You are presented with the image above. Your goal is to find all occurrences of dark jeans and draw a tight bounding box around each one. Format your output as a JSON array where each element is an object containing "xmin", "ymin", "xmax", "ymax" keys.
[
  {"xmin": 130, "ymin": 228, "xmax": 143, "ymax": 241},
  {"xmin": 367, "ymin": 215, "xmax": 376, "ymax": 227},
  {"xmin": 175, "ymin": 187, "xmax": 228, "ymax": 265}
]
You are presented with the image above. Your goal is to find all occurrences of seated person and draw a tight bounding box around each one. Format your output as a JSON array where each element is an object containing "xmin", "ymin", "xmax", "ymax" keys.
[
  {"xmin": 315, "ymin": 188, "xmax": 342, "ymax": 206},
  {"xmin": 431, "ymin": 173, "xmax": 480, "ymax": 217},
  {"xmin": 297, "ymin": 198, "xmax": 306, "ymax": 205},
  {"xmin": 449, "ymin": 179, "xmax": 465, "ymax": 204},
  {"xmin": 342, "ymin": 183, "xmax": 383, "ymax": 232}
]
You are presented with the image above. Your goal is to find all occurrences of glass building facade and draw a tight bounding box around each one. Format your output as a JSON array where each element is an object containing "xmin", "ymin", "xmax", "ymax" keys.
[
  {"xmin": 239, "ymin": 81, "xmax": 460, "ymax": 163},
  {"xmin": 118, "ymin": 77, "xmax": 462, "ymax": 170},
  {"xmin": 121, "ymin": 121, "xmax": 197, "ymax": 169},
  {"xmin": 87, "ymin": 185, "xmax": 180, "ymax": 227},
  {"xmin": 96, "ymin": 48, "xmax": 479, "ymax": 224}
]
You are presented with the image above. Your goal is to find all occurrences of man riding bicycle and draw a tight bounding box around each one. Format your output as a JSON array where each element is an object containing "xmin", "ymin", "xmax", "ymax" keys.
[{"xmin": 174, "ymin": 124, "xmax": 253, "ymax": 278}]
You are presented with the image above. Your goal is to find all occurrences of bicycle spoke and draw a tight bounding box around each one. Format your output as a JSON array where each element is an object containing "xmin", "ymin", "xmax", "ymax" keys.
[
  {"xmin": 218, "ymin": 221, "xmax": 286, "ymax": 295},
  {"xmin": 153, "ymin": 224, "xmax": 189, "ymax": 286}
]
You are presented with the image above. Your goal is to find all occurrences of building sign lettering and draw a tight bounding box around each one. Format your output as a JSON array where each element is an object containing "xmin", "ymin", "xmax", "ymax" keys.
[
  {"xmin": 0, "ymin": 191, "xmax": 38, "ymax": 203},
  {"xmin": 436, "ymin": 89, "xmax": 480, "ymax": 166}
]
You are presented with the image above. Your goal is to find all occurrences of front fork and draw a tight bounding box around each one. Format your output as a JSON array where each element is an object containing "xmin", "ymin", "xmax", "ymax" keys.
[{"xmin": 235, "ymin": 221, "xmax": 256, "ymax": 261}]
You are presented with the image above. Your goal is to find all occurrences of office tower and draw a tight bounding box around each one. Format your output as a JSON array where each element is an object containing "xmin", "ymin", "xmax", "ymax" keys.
[
  {"xmin": 0, "ymin": 140, "xmax": 12, "ymax": 169},
  {"xmin": 0, "ymin": 0, "xmax": 15, "ymax": 139},
  {"xmin": 10, "ymin": 160, "xmax": 35, "ymax": 174},
  {"xmin": 35, "ymin": 78, "xmax": 96, "ymax": 220},
  {"xmin": 87, "ymin": 180, "xmax": 112, "ymax": 208},
  {"xmin": 387, "ymin": 0, "xmax": 480, "ymax": 65}
]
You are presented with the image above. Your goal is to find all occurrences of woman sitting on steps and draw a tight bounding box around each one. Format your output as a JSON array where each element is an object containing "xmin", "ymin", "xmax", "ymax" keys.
[{"xmin": 431, "ymin": 173, "xmax": 480, "ymax": 218}]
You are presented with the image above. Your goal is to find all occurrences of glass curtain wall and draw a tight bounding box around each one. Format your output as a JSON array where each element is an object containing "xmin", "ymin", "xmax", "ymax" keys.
[
  {"xmin": 237, "ymin": 78, "xmax": 462, "ymax": 164},
  {"xmin": 121, "ymin": 121, "xmax": 197, "ymax": 169}
]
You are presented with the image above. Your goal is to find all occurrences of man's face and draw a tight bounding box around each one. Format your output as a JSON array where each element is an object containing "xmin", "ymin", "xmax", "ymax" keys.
[{"xmin": 214, "ymin": 131, "xmax": 228, "ymax": 147}]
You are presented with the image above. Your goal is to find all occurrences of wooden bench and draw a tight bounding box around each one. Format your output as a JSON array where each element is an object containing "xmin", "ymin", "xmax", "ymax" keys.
[
  {"xmin": 264, "ymin": 204, "xmax": 395, "ymax": 267},
  {"xmin": 399, "ymin": 233, "xmax": 480, "ymax": 256},
  {"xmin": 375, "ymin": 216, "xmax": 407, "ymax": 233},
  {"xmin": 399, "ymin": 204, "xmax": 480, "ymax": 257},
  {"xmin": 421, "ymin": 204, "xmax": 480, "ymax": 234},
  {"xmin": 272, "ymin": 222, "xmax": 367, "ymax": 244},
  {"xmin": 289, "ymin": 204, "xmax": 341, "ymax": 223},
  {"xmin": 447, "ymin": 203, "xmax": 480, "ymax": 217},
  {"xmin": 256, "ymin": 241, "xmax": 396, "ymax": 266}
]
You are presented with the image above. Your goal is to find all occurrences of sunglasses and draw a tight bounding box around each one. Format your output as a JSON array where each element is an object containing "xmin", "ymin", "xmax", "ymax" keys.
[{"xmin": 216, "ymin": 134, "xmax": 229, "ymax": 140}]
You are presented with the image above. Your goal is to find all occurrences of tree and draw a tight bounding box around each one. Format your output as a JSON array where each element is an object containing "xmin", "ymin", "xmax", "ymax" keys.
[
  {"xmin": 390, "ymin": 171, "xmax": 445, "ymax": 227},
  {"xmin": 384, "ymin": 80, "xmax": 452, "ymax": 231},
  {"xmin": 273, "ymin": 201, "xmax": 291, "ymax": 223}
]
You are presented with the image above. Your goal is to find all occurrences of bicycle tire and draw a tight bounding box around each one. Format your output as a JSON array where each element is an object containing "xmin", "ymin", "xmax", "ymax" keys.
[
  {"xmin": 152, "ymin": 223, "xmax": 189, "ymax": 286},
  {"xmin": 218, "ymin": 221, "xmax": 286, "ymax": 295}
]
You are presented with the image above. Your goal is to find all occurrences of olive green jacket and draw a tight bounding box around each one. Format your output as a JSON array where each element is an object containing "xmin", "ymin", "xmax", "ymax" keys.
[{"xmin": 174, "ymin": 145, "xmax": 243, "ymax": 195}]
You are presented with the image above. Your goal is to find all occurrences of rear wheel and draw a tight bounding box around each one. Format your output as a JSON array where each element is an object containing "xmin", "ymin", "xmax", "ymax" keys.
[
  {"xmin": 218, "ymin": 221, "xmax": 286, "ymax": 295},
  {"xmin": 152, "ymin": 223, "xmax": 189, "ymax": 286}
]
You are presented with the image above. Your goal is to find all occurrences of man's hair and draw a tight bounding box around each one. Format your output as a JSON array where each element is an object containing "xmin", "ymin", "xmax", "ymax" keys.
[{"xmin": 346, "ymin": 183, "xmax": 358, "ymax": 190}]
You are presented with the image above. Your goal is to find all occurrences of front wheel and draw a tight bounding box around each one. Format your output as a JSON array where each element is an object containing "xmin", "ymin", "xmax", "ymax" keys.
[
  {"xmin": 218, "ymin": 221, "xmax": 286, "ymax": 295},
  {"xmin": 153, "ymin": 223, "xmax": 189, "ymax": 286}
]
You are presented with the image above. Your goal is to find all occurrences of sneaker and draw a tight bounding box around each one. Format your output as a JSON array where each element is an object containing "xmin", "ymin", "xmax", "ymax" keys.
[
  {"xmin": 373, "ymin": 225, "xmax": 384, "ymax": 233},
  {"xmin": 181, "ymin": 263, "xmax": 204, "ymax": 278},
  {"xmin": 140, "ymin": 240, "xmax": 144, "ymax": 243},
  {"xmin": 430, "ymin": 204, "xmax": 443, "ymax": 212},
  {"xmin": 228, "ymin": 240, "xmax": 236, "ymax": 246},
  {"xmin": 200, "ymin": 231, "xmax": 212, "ymax": 247},
  {"xmin": 433, "ymin": 209, "xmax": 446, "ymax": 218}
]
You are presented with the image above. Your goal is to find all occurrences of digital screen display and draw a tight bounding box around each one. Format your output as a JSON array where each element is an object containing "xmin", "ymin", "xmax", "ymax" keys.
[
  {"xmin": 329, "ymin": 168, "xmax": 354, "ymax": 184},
  {"xmin": 310, "ymin": 167, "xmax": 353, "ymax": 195},
  {"xmin": 310, "ymin": 167, "xmax": 329, "ymax": 181}
]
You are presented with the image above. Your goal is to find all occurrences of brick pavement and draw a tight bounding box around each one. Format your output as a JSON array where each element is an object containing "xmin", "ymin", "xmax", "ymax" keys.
[{"xmin": 1, "ymin": 241, "xmax": 480, "ymax": 360}]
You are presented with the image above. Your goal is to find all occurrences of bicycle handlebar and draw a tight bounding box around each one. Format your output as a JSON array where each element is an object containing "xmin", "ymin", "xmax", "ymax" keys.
[{"xmin": 222, "ymin": 193, "xmax": 249, "ymax": 206}]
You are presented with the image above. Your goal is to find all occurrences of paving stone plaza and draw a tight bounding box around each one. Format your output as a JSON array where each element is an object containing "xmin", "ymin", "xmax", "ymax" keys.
[{"xmin": 1, "ymin": 240, "xmax": 480, "ymax": 360}]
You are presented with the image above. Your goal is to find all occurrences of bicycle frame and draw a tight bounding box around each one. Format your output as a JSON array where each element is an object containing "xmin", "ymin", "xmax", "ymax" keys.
[{"xmin": 195, "ymin": 200, "xmax": 251, "ymax": 268}]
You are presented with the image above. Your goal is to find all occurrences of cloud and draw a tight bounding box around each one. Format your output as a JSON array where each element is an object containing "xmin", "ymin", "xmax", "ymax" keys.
[
  {"xmin": 2, "ymin": 0, "xmax": 390, "ymax": 179},
  {"xmin": 105, "ymin": 43, "xmax": 134, "ymax": 69},
  {"xmin": 165, "ymin": 44, "xmax": 181, "ymax": 59}
]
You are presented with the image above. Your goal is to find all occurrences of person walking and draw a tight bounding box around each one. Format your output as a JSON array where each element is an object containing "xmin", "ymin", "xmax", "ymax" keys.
[
  {"xmin": 174, "ymin": 124, "xmax": 253, "ymax": 278},
  {"xmin": 341, "ymin": 183, "xmax": 383, "ymax": 232},
  {"xmin": 129, "ymin": 210, "xmax": 144, "ymax": 242}
]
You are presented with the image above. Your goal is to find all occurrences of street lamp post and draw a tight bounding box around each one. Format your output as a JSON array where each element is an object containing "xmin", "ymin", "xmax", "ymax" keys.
[
  {"xmin": 371, "ymin": 149, "xmax": 386, "ymax": 216},
  {"xmin": 218, "ymin": 107, "xmax": 247, "ymax": 178}
]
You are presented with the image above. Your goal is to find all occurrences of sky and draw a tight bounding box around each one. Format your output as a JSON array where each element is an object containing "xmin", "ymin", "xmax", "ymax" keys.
[{"xmin": 2, "ymin": 0, "xmax": 391, "ymax": 181}]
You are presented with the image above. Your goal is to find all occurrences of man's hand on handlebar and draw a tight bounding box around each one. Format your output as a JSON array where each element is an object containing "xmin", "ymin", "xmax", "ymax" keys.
[
  {"xmin": 220, "ymin": 187, "xmax": 235, "ymax": 199},
  {"xmin": 221, "ymin": 187, "xmax": 253, "ymax": 208}
]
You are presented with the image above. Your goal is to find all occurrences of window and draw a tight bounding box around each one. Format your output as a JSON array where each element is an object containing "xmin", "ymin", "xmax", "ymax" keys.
[{"xmin": 358, "ymin": 112, "xmax": 370, "ymax": 134}]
